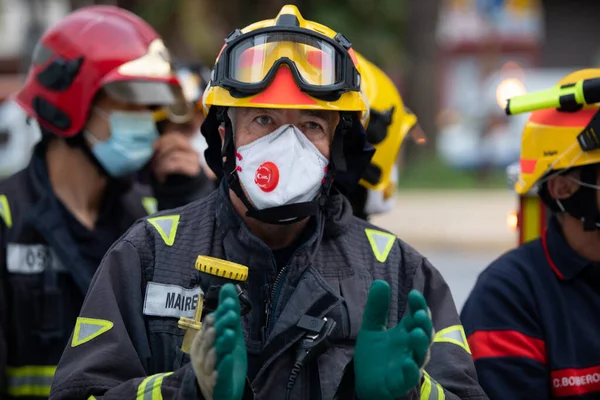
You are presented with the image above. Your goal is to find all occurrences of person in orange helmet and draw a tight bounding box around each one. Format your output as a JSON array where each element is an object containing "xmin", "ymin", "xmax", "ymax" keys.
[
  {"xmin": 462, "ymin": 68, "xmax": 600, "ymax": 399},
  {"xmin": 49, "ymin": 6, "xmax": 486, "ymax": 400}
]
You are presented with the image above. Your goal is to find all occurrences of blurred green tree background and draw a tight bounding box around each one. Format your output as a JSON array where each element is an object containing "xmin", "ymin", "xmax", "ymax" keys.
[
  {"xmin": 110, "ymin": 0, "xmax": 488, "ymax": 189},
  {"xmin": 117, "ymin": 0, "xmax": 409, "ymax": 73}
]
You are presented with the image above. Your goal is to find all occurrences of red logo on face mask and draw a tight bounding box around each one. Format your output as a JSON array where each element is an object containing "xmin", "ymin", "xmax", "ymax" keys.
[{"xmin": 255, "ymin": 162, "xmax": 279, "ymax": 192}]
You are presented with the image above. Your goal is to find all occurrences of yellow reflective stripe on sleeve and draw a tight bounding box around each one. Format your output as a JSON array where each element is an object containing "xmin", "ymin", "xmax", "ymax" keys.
[
  {"xmin": 147, "ymin": 215, "xmax": 180, "ymax": 246},
  {"xmin": 365, "ymin": 228, "xmax": 395, "ymax": 263},
  {"xmin": 142, "ymin": 196, "xmax": 158, "ymax": 215},
  {"xmin": 0, "ymin": 194, "xmax": 12, "ymax": 228},
  {"xmin": 420, "ymin": 372, "xmax": 431, "ymax": 400},
  {"xmin": 136, "ymin": 372, "xmax": 174, "ymax": 400},
  {"xmin": 5, "ymin": 365, "xmax": 56, "ymax": 397},
  {"xmin": 434, "ymin": 324, "xmax": 471, "ymax": 355},
  {"xmin": 420, "ymin": 371, "xmax": 445, "ymax": 400}
]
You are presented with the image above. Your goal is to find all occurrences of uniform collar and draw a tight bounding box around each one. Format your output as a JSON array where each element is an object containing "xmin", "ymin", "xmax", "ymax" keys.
[
  {"xmin": 542, "ymin": 216, "xmax": 593, "ymax": 280},
  {"xmin": 29, "ymin": 138, "xmax": 134, "ymax": 200},
  {"xmin": 24, "ymin": 141, "xmax": 138, "ymax": 294},
  {"xmin": 214, "ymin": 178, "xmax": 353, "ymax": 241}
]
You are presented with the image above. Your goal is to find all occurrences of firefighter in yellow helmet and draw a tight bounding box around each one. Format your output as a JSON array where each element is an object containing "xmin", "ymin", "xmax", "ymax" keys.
[
  {"xmin": 462, "ymin": 68, "xmax": 600, "ymax": 399},
  {"xmin": 49, "ymin": 6, "xmax": 485, "ymax": 400},
  {"xmin": 348, "ymin": 52, "xmax": 425, "ymax": 220}
]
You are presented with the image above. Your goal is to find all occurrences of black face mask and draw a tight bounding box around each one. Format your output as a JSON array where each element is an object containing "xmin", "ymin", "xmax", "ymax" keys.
[{"xmin": 542, "ymin": 165, "xmax": 600, "ymax": 231}]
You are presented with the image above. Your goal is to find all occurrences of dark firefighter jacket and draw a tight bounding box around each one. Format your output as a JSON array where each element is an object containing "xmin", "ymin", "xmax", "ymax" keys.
[
  {"xmin": 49, "ymin": 180, "xmax": 487, "ymax": 400},
  {"xmin": 462, "ymin": 216, "xmax": 600, "ymax": 399},
  {"xmin": 0, "ymin": 141, "xmax": 210, "ymax": 399}
]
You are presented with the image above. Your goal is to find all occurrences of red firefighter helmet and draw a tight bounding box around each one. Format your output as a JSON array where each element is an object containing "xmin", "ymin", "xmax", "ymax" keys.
[{"xmin": 15, "ymin": 5, "xmax": 186, "ymax": 137}]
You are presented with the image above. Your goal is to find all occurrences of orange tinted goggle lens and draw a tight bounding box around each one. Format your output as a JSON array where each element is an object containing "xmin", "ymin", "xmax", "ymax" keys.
[{"xmin": 228, "ymin": 33, "xmax": 339, "ymax": 86}]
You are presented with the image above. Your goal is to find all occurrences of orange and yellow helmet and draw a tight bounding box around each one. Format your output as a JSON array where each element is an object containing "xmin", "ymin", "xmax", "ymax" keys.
[
  {"xmin": 200, "ymin": 5, "xmax": 373, "ymax": 195},
  {"xmin": 202, "ymin": 5, "xmax": 369, "ymax": 126},
  {"xmin": 516, "ymin": 68, "xmax": 600, "ymax": 195}
]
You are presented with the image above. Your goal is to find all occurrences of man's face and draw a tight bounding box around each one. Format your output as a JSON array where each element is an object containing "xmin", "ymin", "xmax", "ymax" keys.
[{"xmin": 219, "ymin": 107, "xmax": 340, "ymax": 159}]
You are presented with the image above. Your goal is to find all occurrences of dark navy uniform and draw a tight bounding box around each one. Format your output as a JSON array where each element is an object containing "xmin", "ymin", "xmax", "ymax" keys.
[
  {"xmin": 462, "ymin": 216, "xmax": 600, "ymax": 399},
  {"xmin": 0, "ymin": 143, "xmax": 156, "ymax": 399},
  {"xmin": 49, "ymin": 180, "xmax": 487, "ymax": 400}
]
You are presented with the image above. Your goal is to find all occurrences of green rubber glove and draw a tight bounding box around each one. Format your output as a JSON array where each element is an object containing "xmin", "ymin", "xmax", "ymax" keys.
[
  {"xmin": 354, "ymin": 280, "xmax": 433, "ymax": 400},
  {"xmin": 191, "ymin": 283, "xmax": 247, "ymax": 400}
]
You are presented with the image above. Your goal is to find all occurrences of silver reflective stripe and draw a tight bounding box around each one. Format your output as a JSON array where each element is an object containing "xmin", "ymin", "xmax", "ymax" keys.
[
  {"xmin": 440, "ymin": 328, "xmax": 463, "ymax": 342},
  {"xmin": 153, "ymin": 219, "xmax": 175, "ymax": 237},
  {"xmin": 6, "ymin": 243, "xmax": 66, "ymax": 274},
  {"xmin": 136, "ymin": 372, "xmax": 173, "ymax": 400},
  {"xmin": 421, "ymin": 371, "xmax": 445, "ymax": 400},
  {"xmin": 434, "ymin": 325, "xmax": 471, "ymax": 354},
  {"xmin": 7, "ymin": 374, "xmax": 54, "ymax": 388},
  {"xmin": 428, "ymin": 378, "xmax": 441, "ymax": 400},
  {"xmin": 5, "ymin": 365, "xmax": 56, "ymax": 397},
  {"xmin": 143, "ymin": 374, "xmax": 162, "ymax": 400}
]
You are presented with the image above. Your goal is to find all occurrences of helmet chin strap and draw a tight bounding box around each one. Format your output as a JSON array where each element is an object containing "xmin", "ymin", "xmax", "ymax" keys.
[{"xmin": 219, "ymin": 110, "xmax": 348, "ymax": 225}]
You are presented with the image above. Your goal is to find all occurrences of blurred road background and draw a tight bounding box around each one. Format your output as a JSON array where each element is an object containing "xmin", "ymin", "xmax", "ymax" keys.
[
  {"xmin": 2, "ymin": 0, "xmax": 599, "ymax": 310},
  {"xmin": 372, "ymin": 190, "xmax": 516, "ymax": 309}
]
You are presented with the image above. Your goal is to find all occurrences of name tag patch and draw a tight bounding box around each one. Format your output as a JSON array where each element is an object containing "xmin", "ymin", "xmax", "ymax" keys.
[
  {"xmin": 143, "ymin": 282, "xmax": 203, "ymax": 319},
  {"xmin": 6, "ymin": 243, "xmax": 66, "ymax": 274}
]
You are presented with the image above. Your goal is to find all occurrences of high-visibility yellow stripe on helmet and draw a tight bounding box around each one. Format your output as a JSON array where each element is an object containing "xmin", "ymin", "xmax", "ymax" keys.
[
  {"xmin": 434, "ymin": 325, "xmax": 471, "ymax": 355},
  {"xmin": 420, "ymin": 371, "xmax": 445, "ymax": 400},
  {"xmin": 5, "ymin": 365, "xmax": 57, "ymax": 397},
  {"xmin": 136, "ymin": 372, "xmax": 173, "ymax": 400}
]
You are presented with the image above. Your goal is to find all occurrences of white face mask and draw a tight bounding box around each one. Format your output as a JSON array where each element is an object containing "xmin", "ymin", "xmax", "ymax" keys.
[
  {"xmin": 235, "ymin": 124, "xmax": 329, "ymax": 210},
  {"xmin": 191, "ymin": 130, "xmax": 209, "ymax": 167}
]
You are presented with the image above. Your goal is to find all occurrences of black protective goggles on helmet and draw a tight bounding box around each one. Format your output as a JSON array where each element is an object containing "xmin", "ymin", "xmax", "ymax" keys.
[{"xmin": 210, "ymin": 26, "xmax": 361, "ymax": 101}]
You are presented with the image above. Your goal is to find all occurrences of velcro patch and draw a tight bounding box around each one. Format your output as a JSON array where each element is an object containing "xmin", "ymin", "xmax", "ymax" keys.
[
  {"xmin": 143, "ymin": 282, "xmax": 203, "ymax": 319},
  {"xmin": 6, "ymin": 243, "xmax": 66, "ymax": 274}
]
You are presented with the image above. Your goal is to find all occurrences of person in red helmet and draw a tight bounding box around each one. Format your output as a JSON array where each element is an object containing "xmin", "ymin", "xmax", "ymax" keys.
[{"xmin": 0, "ymin": 6, "xmax": 201, "ymax": 399}]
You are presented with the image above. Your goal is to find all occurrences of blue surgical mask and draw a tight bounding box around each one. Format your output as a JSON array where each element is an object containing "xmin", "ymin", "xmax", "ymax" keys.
[{"xmin": 86, "ymin": 109, "xmax": 159, "ymax": 177}]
